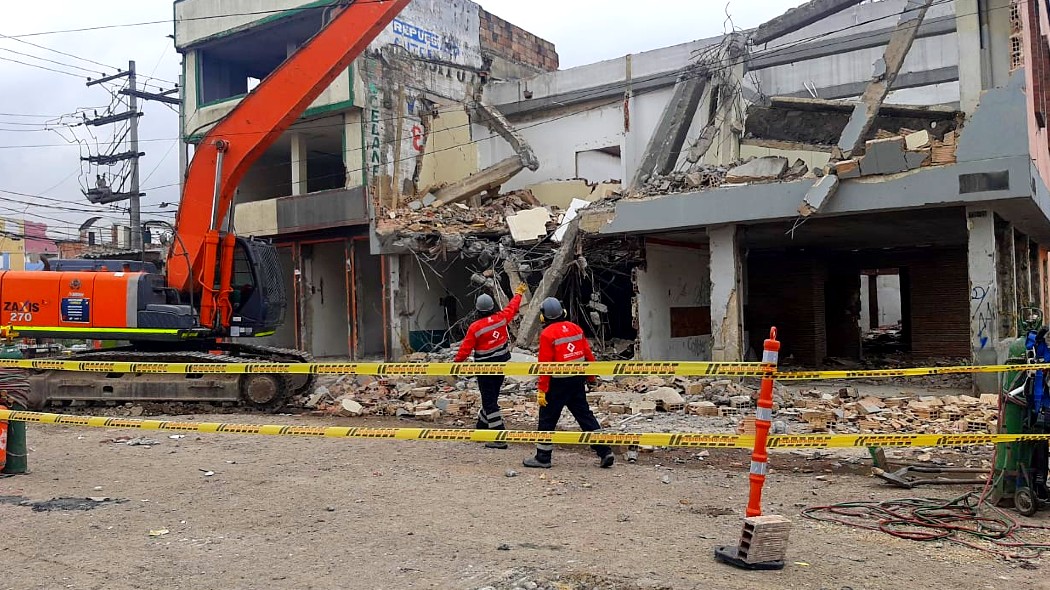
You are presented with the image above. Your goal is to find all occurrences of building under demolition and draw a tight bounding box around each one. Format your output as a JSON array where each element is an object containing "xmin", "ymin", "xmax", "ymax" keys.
[{"xmin": 175, "ymin": 0, "xmax": 1050, "ymax": 392}]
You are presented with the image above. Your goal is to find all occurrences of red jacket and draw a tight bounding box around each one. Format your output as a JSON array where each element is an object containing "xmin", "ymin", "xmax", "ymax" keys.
[
  {"xmin": 537, "ymin": 320, "xmax": 595, "ymax": 392},
  {"xmin": 454, "ymin": 294, "xmax": 522, "ymax": 362}
]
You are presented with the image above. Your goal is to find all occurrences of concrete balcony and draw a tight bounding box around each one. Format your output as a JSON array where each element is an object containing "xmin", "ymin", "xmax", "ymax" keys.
[{"xmin": 235, "ymin": 186, "xmax": 368, "ymax": 237}]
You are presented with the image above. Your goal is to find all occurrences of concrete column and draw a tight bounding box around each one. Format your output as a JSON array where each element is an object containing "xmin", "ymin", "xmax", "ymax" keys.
[
  {"xmin": 385, "ymin": 254, "xmax": 408, "ymax": 360},
  {"xmin": 709, "ymin": 225, "xmax": 743, "ymax": 362},
  {"xmin": 956, "ymin": 0, "xmax": 986, "ymax": 115},
  {"xmin": 344, "ymin": 111, "xmax": 364, "ymax": 188},
  {"xmin": 967, "ymin": 208, "xmax": 999, "ymax": 392},
  {"xmin": 291, "ymin": 132, "xmax": 308, "ymax": 196}
]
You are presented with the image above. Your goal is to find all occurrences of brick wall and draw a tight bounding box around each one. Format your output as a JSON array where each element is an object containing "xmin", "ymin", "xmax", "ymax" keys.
[
  {"xmin": 747, "ymin": 247, "xmax": 970, "ymax": 365},
  {"xmin": 906, "ymin": 248, "xmax": 970, "ymax": 358},
  {"xmin": 478, "ymin": 9, "xmax": 558, "ymax": 72},
  {"xmin": 747, "ymin": 255, "xmax": 827, "ymax": 366}
]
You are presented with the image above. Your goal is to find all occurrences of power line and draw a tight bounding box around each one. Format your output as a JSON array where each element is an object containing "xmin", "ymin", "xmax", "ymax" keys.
[
  {"xmin": 0, "ymin": 54, "xmax": 86, "ymax": 78},
  {"xmin": 0, "ymin": 46, "xmax": 104, "ymax": 76}
]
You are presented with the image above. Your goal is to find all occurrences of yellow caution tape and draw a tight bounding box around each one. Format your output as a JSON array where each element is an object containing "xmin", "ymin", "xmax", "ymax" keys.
[
  {"xmin": 2, "ymin": 358, "xmax": 1044, "ymax": 380},
  {"xmin": 0, "ymin": 359, "xmax": 769, "ymax": 377},
  {"xmin": 4, "ymin": 409, "xmax": 1049, "ymax": 449},
  {"xmin": 773, "ymin": 363, "xmax": 1048, "ymax": 381}
]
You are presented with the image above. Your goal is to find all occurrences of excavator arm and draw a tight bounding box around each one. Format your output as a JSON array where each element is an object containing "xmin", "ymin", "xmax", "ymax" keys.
[{"xmin": 168, "ymin": 0, "xmax": 411, "ymax": 330}]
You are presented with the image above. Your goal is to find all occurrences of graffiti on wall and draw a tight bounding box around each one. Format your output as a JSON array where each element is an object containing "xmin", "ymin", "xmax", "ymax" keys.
[
  {"xmin": 971, "ymin": 284, "xmax": 996, "ymax": 350},
  {"xmin": 367, "ymin": 82, "xmax": 383, "ymax": 180},
  {"xmin": 390, "ymin": 18, "xmax": 461, "ymax": 61}
]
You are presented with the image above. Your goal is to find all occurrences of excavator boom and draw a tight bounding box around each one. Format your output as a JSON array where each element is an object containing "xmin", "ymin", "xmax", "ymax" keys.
[{"xmin": 168, "ymin": 0, "xmax": 411, "ymax": 328}]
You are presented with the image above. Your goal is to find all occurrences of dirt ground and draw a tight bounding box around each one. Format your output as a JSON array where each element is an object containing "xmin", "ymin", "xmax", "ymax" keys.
[{"xmin": 2, "ymin": 412, "xmax": 1050, "ymax": 590}]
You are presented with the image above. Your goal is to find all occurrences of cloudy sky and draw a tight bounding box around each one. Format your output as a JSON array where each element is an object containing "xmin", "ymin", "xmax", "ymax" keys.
[{"xmin": 0, "ymin": 0, "xmax": 806, "ymax": 240}]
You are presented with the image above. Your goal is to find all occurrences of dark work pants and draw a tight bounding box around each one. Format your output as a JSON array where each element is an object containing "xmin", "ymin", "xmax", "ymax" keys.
[
  {"xmin": 475, "ymin": 352, "xmax": 510, "ymax": 430},
  {"xmin": 534, "ymin": 376, "xmax": 611, "ymax": 461}
]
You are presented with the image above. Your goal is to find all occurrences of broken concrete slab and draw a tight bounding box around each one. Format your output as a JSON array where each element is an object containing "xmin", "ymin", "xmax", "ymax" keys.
[
  {"xmin": 725, "ymin": 156, "xmax": 789, "ymax": 183},
  {"xmin": 905, "ymin": 129, "xmax": 931, "ymax": 150},
  {"xmin": 506, "ymin": 207, "xmax": 552, "ymax": 244},
  {"xmin": 529, "ymin": 179, "xmax": 595, "ymax": 209},
  {"xmin": 516, "ymin": 218, "xmax": 580, "ymax": 347},
  {"xmin": 859, "ymin": 137, "xmax": 908, "ymax": 176},
  {"xmin": 784, "ymin": 158, "xmax": 809, "ymax": 179},
  {"xmin": 338, "ymin": 399, "xmax": 364, "ymax": 417},
  {"xmin": 553, "ymin": 198, "xmax": 592, "ymax": 242},
  {"xmin": 429, "ymin": 156, "xmax": 524, "ymax": 208},
  {"xmin": 630, "ymin": 69, "xmax": 709, "ymax": 190},
  {"xmin": 905, "ymin": 149, "xmax": 929, "ymax": 168},
  {"xmin": 797, "ymin": 173, "xmax": 840, "ymax": 217},
  {"xmin": 836, "ymin": 0, "xmax": 936, "ymax": 157},
  {"xmin": 833, "ymin": 159, "xmax": 861, "ymax": 179}
]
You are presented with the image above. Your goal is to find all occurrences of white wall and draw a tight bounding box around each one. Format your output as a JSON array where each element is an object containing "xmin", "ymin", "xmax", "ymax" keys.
[
  {"xmin": 576, "ymin": 150, "xmax": 622, "ymax": 182},
  {"xmin": 635, "ymin": 243, "xmax": 711, "ymax": 361},
  {"xmin": 477, "ymin": 81, "xmax": 729, "ymax": 190}
]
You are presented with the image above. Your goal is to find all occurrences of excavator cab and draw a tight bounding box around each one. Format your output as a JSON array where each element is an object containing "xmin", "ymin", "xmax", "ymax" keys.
[{"xmin": 226, "ymin": 237, "xmax": 287, "ymax": 337}]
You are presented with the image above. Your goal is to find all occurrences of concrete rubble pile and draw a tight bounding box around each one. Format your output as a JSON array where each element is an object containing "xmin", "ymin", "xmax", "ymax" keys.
[
  {"xmin": 779, "ymin": 388, "xmax": 1000, "ymax": 435},
  {"xmin": 632, "ymin": 155, "xmax": 811, "ymax": 198},
  {"xmin": 300, "ymin": 360, "xmax": 993, "ymax": 438},
  {"xmin": 376, "ymin": 189, "xmax": 545, "ymax": 240},
  {"xmin": 628, "ymin": 125, "xmax": 960, "ymax": 201}
]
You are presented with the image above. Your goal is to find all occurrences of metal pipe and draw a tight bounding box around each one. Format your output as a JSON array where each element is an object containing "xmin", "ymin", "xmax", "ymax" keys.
[{"xmin": 210, "ymin": 140, "xmax": 229, "ymax": 230}]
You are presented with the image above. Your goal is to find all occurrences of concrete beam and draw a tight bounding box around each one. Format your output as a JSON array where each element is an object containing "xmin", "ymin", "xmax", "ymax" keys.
[
  {"xmin": 776, "ymin": 66, "xmax": 959, "ymax": 102},
  {"xmin": 798, "ymin": 174, "xmax": 840, "ymax": 217},
  {"xmin": 469, "ymin": 100, "xmax": 540, "ymax": 171},
  {"xmin": 515, "ymin": 219, "xmax": 580, "ymax": 348},
  {"xmin": 751, "ymin": 0, "xmax": 868, "ymax": 46},
  {"xmin": 428, "ymin": 156, "xmax": 524, "ymax": 208},
  {"xmin": 629, "ymin": 70, "xmax": 709, "ymax": 190},
  {"xmin": 837, "ymin": 0, "xmax": 937, "ymax": 158},
  {"xmin": 749, "ymin": 14, "xmax": 955, "ymax": 70}
]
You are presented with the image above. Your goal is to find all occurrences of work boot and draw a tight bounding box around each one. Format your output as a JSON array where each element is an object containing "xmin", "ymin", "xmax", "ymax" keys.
[
  {"xmin": 485, "ymin": 442, "xmax": 509, "ymax": 449},
  {"xmin": 626, "ymin": 449, "xmax": 639, "ymax": 463},
  {"xmin": 600, "ymin": 454, "xmax": 615, "ymax": 469},
  {"xmin": 523, "ymin": 456, "xmax": 552, "ymax": 469}
]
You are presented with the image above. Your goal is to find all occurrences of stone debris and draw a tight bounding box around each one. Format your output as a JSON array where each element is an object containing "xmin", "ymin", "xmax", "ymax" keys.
[{"xmin": 304, "ymin": 355, "xmax": 990, "ymax": 439}]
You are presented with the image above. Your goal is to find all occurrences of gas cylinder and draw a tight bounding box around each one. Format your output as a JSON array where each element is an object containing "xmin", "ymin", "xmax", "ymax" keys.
[{"xmin": 0, "ymin": 405, "xmax": 8, "ymax": 472}]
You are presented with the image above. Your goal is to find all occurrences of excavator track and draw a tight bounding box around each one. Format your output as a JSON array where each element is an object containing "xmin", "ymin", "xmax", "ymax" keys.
[
  {"xmin": 28, "ymin": 348, "xmax": 305, "ymax": 412},
  {"xmin": 216, "ymin": 342, "xmax": 318, "ymax": 397}
]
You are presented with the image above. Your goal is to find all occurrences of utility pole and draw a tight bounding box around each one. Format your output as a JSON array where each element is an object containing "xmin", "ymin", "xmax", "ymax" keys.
[
  {"xmin": 84, "ymin": 61, "xmax": 144, "ymax": 249},
  {"xmin": 83, "ymin": 60, "xmax": 181, "ymax": 250},
  {"xmin": 127, "ymin": 61, "xmax": 141, "ymax": 250}
]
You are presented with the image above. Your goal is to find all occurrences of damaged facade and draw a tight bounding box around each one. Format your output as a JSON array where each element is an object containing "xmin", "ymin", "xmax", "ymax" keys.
[
  {"xmin": 176, "ymin": 0, "xmax": 1050, "ymax": 393},
  {"xmin": 380, "ymin": 0, "xmax": 1050, "ymax": 394}
]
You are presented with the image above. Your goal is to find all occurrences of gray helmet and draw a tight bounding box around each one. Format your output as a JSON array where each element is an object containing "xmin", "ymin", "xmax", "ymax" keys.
[
  {"xmin": 540, "ymin": 297, "xmax": 564, "ymax": 321},
  {"xmin": 475, "ymin": 293, "xmax": 495, "ymax": 313}
]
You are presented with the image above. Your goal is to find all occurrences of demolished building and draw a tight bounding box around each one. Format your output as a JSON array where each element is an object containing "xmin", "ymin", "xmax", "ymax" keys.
[{"xmin": 176, "ymin": 0, "xmax": 1050, "ymax": 394}]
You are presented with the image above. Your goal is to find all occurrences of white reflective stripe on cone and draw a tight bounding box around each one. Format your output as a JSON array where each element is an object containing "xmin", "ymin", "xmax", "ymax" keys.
[
  {"xmin": 762, "ymin": 350, "xmax": 779, "ymax": 364},
  {"xmin": 756, "ymin": 407, "xmax": 773, "ymax": 422},
  {"xmin": 749, "ymin": 461, "xmax": 768, "ymax": 476}
]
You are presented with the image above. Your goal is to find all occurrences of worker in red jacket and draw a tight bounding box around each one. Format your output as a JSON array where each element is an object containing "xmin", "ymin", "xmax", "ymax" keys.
[
  {"xmin": 523, "ymin": 297, "xmax": 613, "ymax": 469},
  {"xmin": 454, "ymin": 283, "xmax": 528, "ymax": 449}
]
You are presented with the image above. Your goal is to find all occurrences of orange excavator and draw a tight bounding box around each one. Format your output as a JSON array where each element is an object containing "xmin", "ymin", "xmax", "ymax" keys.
[{"xmin": 2, "ymin": 0, "xmax": 411, "ymax": 409}]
